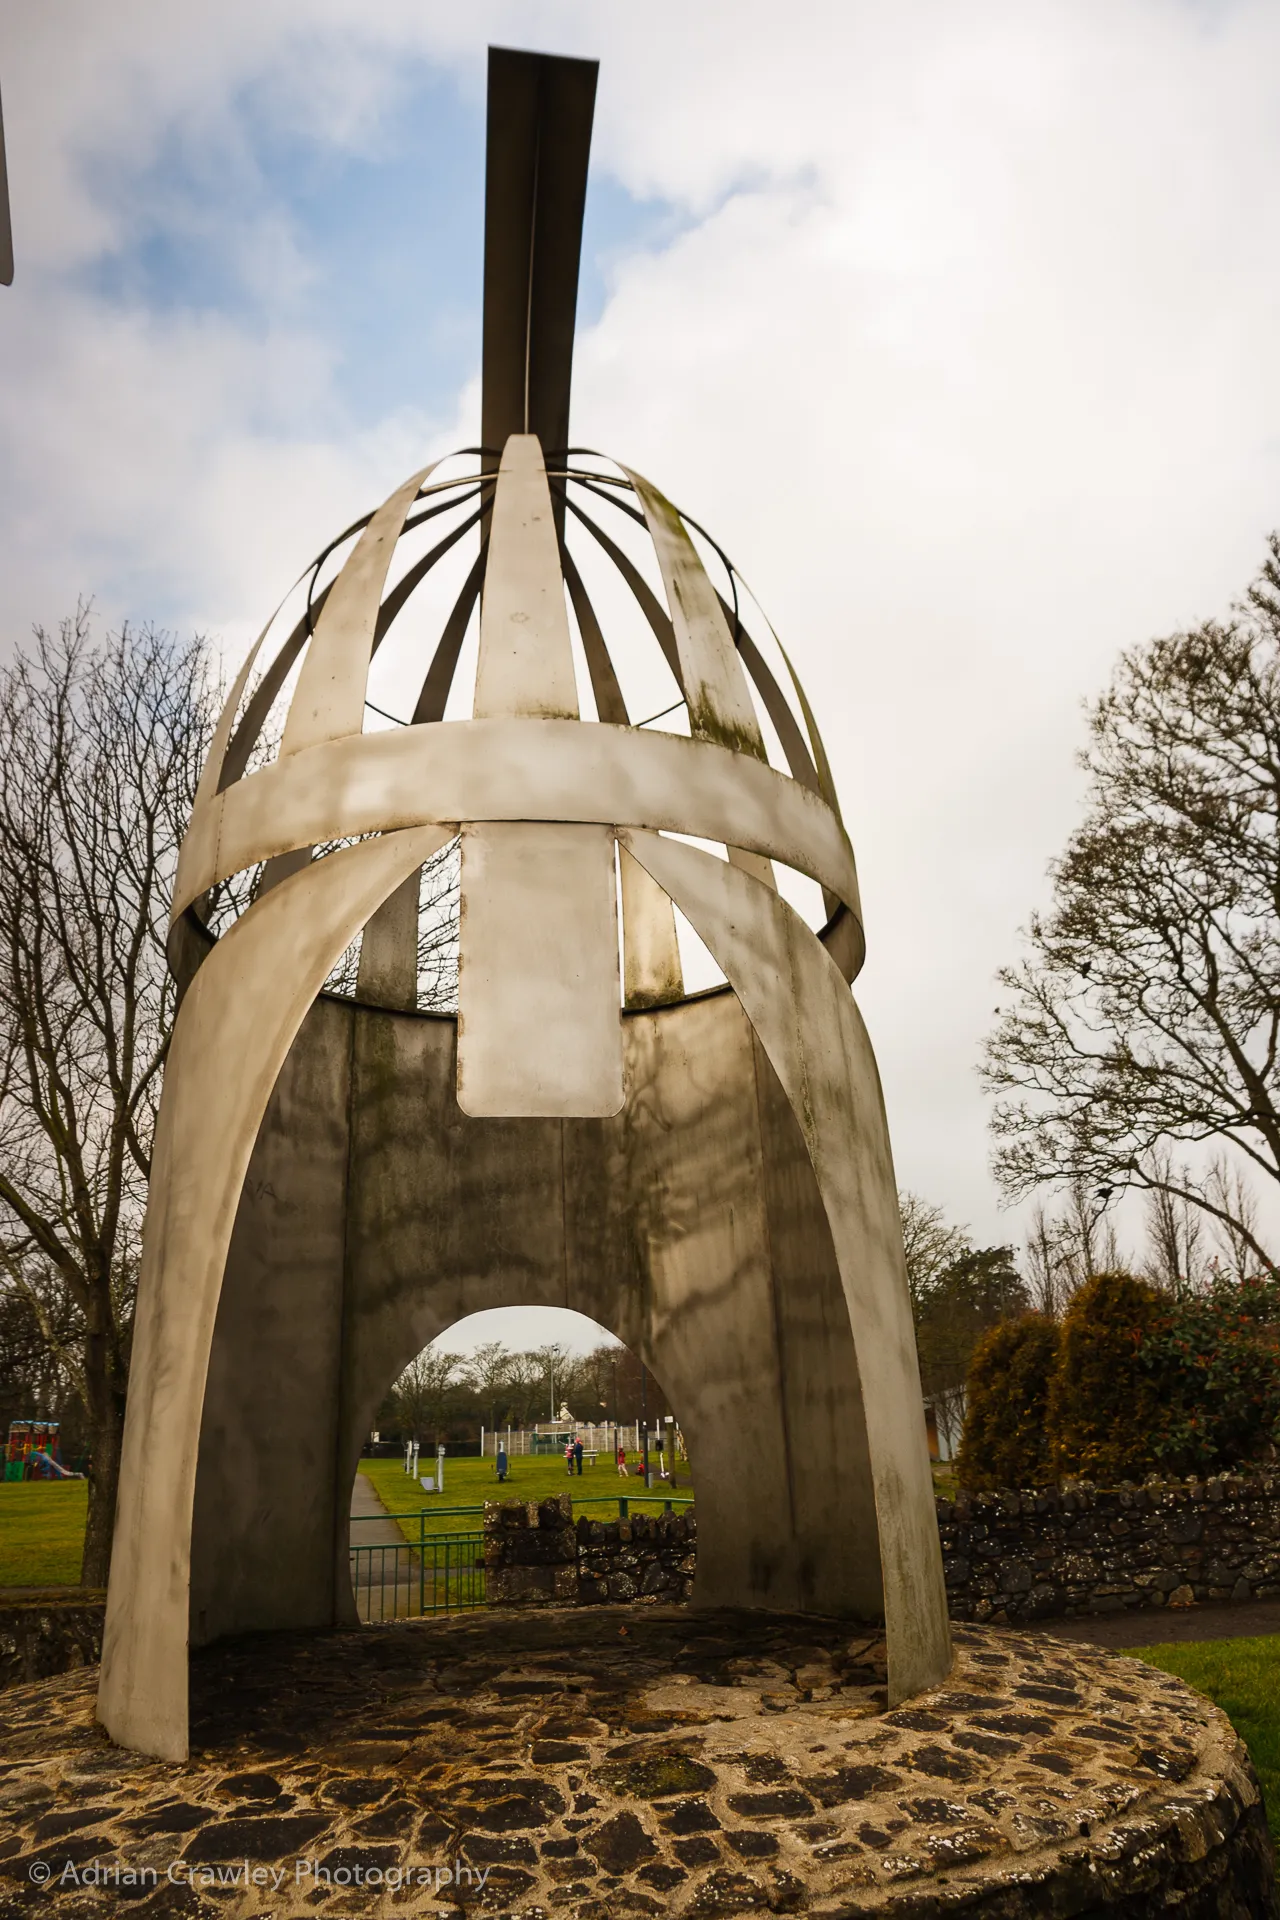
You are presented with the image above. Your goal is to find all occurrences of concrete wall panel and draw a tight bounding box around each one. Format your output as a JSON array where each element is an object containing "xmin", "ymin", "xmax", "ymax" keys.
[
  {"xmin": 192, "ymin": 985, "xmax": 894, "ymax": 1647},
  {"xmin": 190, "ymin": 999, "xmax": 352, "ymax": 1646}
]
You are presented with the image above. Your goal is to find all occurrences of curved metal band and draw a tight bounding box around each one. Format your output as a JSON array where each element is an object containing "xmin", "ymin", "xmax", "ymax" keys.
[
  {"xmin": 217, "ymin": 588, "xmax": 330, "ymax": 795},
  {"xmin": 371, "ymin": 499, "xmax": 486, "ymax": 656},
  {"xmin": 215, "ymin": 495, "xmax": 484, "ymax": 795},
  {"xmin": 565, "ymin": 495, "xmax": 684, "ymax": 688},
  {"xmin": 620, "ymin": 830, "xmax": 951, "ymax": 1705},
  {"xmin": 97, "ymin": 824, "xmax": 454, "ymax": 1761},
  {"xmin": 410, "ymin": 551, "xmax": 486, "ymax": 725},
  {"xmin": 172, "ymin": 720, "xmax": 863, "ymax": 929},
  {"xmin": 561, "ymin": 544, "xmax": 628, "ymax": 725},
  {"xmin": 281, "ymin": 463, "xmax": 440, "ymax": 758}
]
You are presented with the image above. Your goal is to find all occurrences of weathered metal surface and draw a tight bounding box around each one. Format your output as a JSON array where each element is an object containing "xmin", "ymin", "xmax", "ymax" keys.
[
  {"xmin": 622, "ymin": 829, "xmax": 951, "ymax": 1703},
  {"xmin": 191, "ymin": 996, "xmax": 354, "ymax": 1648},
  {"xmin": 96, "ymin": 825, "xmax": 450, "ymax": 1761},
  {"xmin": 474, "ymin": 436, "xmax": 578, "ymax": 720},
  {"xmin": 614, "ymin": 467, "xmax": 777, "ymax": 890},
  {"xmin": 565, "ymin": 492, "xmax": 686, "ymax": 684},
  {"xmin": 185, "ymin": 986, "xmax": 879, "ymax": 1652},
  {"xmin": 354, "ymin": 866, "xmax": 420, "ymax": 1010},
  {"xmin": 0, "ymin": 80, "xmax": 12, "ymax": 288},
  {"xmin": 457, "ymin": 821, "xmax": 622, "ymax": 1116},
  {"xmin": 561, "ymin": 544, "xmax": 629, "ymax": 724},
  {"xmin": 461, "ymin": 436, "xmax": 622, "ymax": 1113},
  {"xmin": 171, "ymin": 720, "xmax": 858, "ymax": 921},
  {"xmin": 409, "ymin": 550, "xmax": 485, "ymax": 723},
  {"xmin": 481, "ymin": 50, "xmax": 598, "ymax": 475},
  {"xmin": 619, "ymin": 843, "xmax": 684, "ymax": 1007},
  {"xmin": 281, "ymin": 465, "xmax": 435, "ymax": 759},
  {"xmin": 623, "ymin": 466, "xmax": 766, "ymax": 761}
]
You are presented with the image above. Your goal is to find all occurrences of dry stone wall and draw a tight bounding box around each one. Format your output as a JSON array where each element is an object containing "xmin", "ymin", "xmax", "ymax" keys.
[
  {"xmin": 939, "ymin": 1473, "xmax": 1280, "ymax": 1625},
  {"xmin": 484, "ymin": 1496, "xmax": 695, "ymax": 1608},
  {"xmin": 486, "ymin": 1476, "xmax": 1280, "ymax": 1628},
  {"xmin": 0, "ymin": 1595, "xmax": 104, "ymax": 1688}
]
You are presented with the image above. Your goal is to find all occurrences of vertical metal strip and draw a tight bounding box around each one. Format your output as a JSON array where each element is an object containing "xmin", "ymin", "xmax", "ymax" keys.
[{"xmin": 460, "ymin": 436, "xmax": 623, "ymax": 1114}]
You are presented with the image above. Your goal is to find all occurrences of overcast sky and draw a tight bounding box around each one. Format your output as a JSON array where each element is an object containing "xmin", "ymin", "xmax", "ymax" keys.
[{"xmin": 2, "ymin": 2, "xmax": 1278, "ymax": 1355}]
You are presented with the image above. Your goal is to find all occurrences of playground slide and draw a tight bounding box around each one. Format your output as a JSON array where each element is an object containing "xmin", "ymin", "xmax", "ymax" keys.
[{"xmin": 29, "ymin": 1449, "xmax": 80, "ymax": 1479}]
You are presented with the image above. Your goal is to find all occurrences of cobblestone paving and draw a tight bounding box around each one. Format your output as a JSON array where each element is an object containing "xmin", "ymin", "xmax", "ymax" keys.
[{"xmin": 0, "ymin": 1610, "xmax": 1271, "ymax": 1917}]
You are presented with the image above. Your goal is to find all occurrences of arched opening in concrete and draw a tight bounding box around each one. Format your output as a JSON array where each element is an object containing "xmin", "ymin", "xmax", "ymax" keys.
[
  {"xmin": 347, "ymin": 1306, "xmax": 688, "ymax": 1623},
  {"xmin": 185, "ymin": 983, "xmax": 882, "ymax": 1658}
]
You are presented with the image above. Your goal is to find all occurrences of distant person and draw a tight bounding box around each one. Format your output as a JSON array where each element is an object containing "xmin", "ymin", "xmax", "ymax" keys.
[
  {"xmin": 496, "ymin": 1446, "xmax": 508, "ymax": 1484},
  {"xmin": 573, "ymin": 1438, "xmax": 584, "ymax": 1476},
  {"xmin": 565, "ymin": 1440, "xmax": 575, "ymax": 1476},
  {"xmin": 616, "ymin": 1444, "xmax": 629, "ymax": 1477}
]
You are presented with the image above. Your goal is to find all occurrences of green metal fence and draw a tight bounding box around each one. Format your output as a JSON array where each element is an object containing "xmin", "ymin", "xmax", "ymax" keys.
[
  {"xmin": 348, "ymin": 1496, "xmax": 695, "ymax": 1623},
  {"xmin": 349, "ymin": 1520, "xmax": 485, "ymax": 1622}
]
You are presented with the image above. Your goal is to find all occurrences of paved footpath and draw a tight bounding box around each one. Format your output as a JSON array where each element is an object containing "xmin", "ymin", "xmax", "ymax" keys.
[
  {"xmin": 1035, "ymin": 1596, "xmax": 1280, "ymax": 1649},
  {"xmin": 349, "ymin": 1469, "xmax": 405, "ymax": 1548}
]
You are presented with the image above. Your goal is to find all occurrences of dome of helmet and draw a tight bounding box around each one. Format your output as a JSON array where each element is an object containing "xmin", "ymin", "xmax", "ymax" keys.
[{"xmin": 180, "ymin": 437, "xmax": 862, "ymax": 1014}]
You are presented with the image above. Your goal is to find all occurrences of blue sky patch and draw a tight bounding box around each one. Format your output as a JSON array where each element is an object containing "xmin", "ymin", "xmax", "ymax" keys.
[{"xmin": 79, "ymin": 57, "xmax": 687, "ymax": 434}]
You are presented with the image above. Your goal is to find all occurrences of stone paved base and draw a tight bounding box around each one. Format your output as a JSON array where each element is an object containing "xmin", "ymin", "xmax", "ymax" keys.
[{"xmin": 0, "ymin": 1609, "xmax": 1274, "ymax": 1918}]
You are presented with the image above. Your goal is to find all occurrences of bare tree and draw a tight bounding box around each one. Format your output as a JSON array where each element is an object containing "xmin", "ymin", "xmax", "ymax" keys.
[
  {"xmin": 1143, "ymin": 1151, "xmax": 1204, "ymax": 1294},
  {"xmin": 1021, "ymin": 1183, "xmax": 1124, "ymax": 1318},
  {"xmin": 1022, "ymin": 1203, "xmax": 1069, "ymax": 1319},
  {"xmin": 0, "ymin": 1263, "xmax": 82, "ymax": 1445},
  {"xmin": 392, "ymin": 1343, "xmax": 462, "ymax": 1445},
  {"xmin": 898, "ymin": 1191, "xmax": 971, "ymax": 1318},
  {"xmin": 498, "ymin": 1350, "xmax": 547, "ymax": 1430},
  {"xmin": 1206, "ymin": 1153, "xmax": 1262, "ymax": 1279},
  {"xmin": 0, "ymin": 610, "xmax": 217, "ymax": 1583},
  {"xmin": 984, "ymin": 538, "xmax": 1280, "ymax": 1271},
  {"xmin": 466, "ymin": 1340, "xmax": 513, "ymax": 1432}
]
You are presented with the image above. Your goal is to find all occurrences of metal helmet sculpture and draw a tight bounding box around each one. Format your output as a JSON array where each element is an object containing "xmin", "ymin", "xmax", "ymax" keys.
[{"xmin": 98, "ymin": 47, "xmax": 950, "ymax": 1762}]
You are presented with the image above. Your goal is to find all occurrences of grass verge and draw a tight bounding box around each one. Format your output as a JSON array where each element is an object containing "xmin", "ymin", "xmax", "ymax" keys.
[
  {"xmin": 1132, "ymin": 1634, "xmax": 1280, "ymax": 1841},
  {"xmin": 0, "ymin": 1481, "xmax": 87, "ymax": 1587}
]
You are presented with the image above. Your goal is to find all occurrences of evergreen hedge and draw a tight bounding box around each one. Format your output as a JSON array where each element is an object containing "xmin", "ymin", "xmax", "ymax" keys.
[
  {"xmin": 1045, "ymin": 1272, "xmax": 1164, "ymax": 1481},
  {"xmin": 956, "ymin": 1314, "xmax": 1058, "ymax": 1491},
  {"xmin": 957, "ymin": 1270, "xmax": 1280, "ymax": 1488}
]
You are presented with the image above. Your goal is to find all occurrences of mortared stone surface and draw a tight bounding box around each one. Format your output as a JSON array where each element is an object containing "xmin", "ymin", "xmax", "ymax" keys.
[{"xmin": 0, "ymin": 1608, "xmax": 1274, "ymax": 1917}]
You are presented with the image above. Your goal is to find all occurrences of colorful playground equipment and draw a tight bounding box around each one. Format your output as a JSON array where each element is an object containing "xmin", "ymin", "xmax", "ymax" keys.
[{"xmin": 3, "ymin": 1420, "xmax": 83, "ymax": 1480}]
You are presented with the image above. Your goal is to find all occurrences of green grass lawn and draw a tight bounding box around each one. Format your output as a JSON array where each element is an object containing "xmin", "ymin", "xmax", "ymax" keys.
[
  {"xmin": 0, "ymin": 1480, "xmax": 88, "ymax": 1587},
  {"xmin": 1132, "ymin": 1635, "xmax": 1280, "ymax": 1840},
  {"xmin": 0, "ymin": 1455, "xmax": 690, "ymax": 1585},
  {"xmin": 359, "ymin": 1451, "xmax": 692, "ymax": 1542}
]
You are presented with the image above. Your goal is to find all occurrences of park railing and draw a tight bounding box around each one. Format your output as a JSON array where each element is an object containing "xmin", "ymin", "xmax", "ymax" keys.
[
  {"xmin": 348, "ymin": 1495, "xmax": 694, "ymax": 1623},
  {"xmin": 348, "ymin": 1517, "xmax": 485, "ymax": 1623}
]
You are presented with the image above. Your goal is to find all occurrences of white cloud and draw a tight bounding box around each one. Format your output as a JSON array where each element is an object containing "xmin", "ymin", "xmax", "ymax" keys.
[{"xmin": 2, "ymin": 0, "xmax": 1280, "ymax": 1291}]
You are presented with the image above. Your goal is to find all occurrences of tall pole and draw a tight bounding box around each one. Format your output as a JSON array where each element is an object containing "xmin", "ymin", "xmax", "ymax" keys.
[
  {"xmin": 640, "ymin": 1358, "xmax": 649, "ymax": 1488},
  {"xmin": 0, "ymin": 78, "xmax": 13, "ymax": 286}
]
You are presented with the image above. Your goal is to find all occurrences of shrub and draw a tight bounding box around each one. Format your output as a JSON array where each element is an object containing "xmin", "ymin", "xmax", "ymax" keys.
[
  {"xmin": 1143, "ymin": 1273, "xmax": 1280, "ymax": 1474},
  {"xmin": 957, "ymin": 1314, "xmax": 1060, "ymax": 1490},
  {"xmin": 1046, "ymin": 1271, "xmax": 1163, "ymax": 1481}
]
